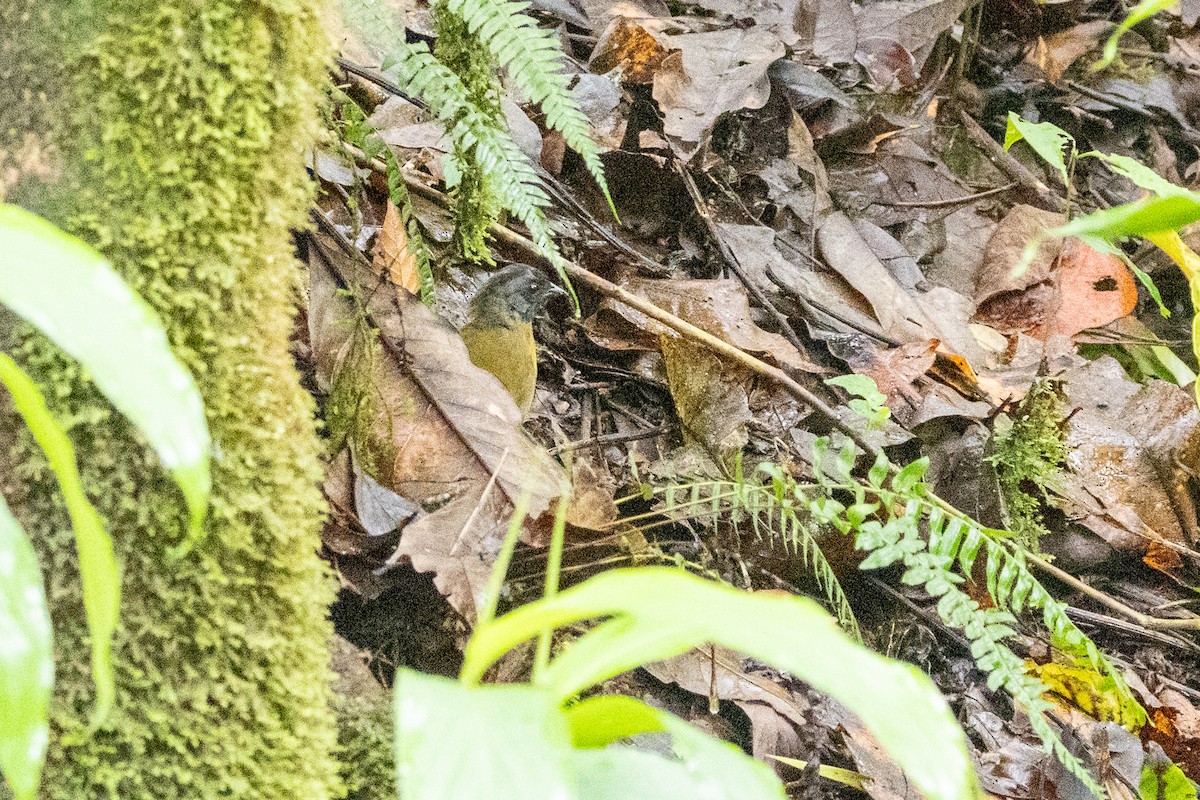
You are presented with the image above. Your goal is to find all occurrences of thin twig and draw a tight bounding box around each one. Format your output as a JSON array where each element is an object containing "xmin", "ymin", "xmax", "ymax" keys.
[
  {"xmin": 549, "ymin": 425, "xmax": 672, "ymax": 455},
  {"xmin": 673, "ymin": 160, "xmax": 819, "ymax": 365},
  {"xmin": 877, "ymin": 182, "xmax": 1018, "ymax": 208},
  {"xmin": 957, "ymin": 109, "xmax": 1065, "ymax": 211}
]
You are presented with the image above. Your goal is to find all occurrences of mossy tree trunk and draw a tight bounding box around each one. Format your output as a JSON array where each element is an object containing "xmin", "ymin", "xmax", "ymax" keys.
[{"xmin": 1, "ymin": 2, "xmax": 341, "ymax": 797}]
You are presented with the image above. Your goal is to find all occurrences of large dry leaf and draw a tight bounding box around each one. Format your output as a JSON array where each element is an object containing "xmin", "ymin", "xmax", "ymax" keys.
[
  {"xmin": 853, "ymin": 0, "xmax": 974, "ymax": 69},
  {"xmin": 590, "ymin": 275, "xmax": 815, "ymax": 371},
  {"xmin": 308, "ymin": 237, "xmax": 566, "ymax": 620},
  {"xmin": 652, "ymin": 28, "xmax": 785, "ymax": 154},
  {"xmin": 817, "ymin": 211, "xmax": 984, "ymax": 360},
  {"xmin": 974, "ymin": 206, "xmax": 1137, "ymax": 338},
  {"xmin": 1057, "ymin": 356, "xmax": 1200, "ymax": 580},
  {"xmin": 644, "ymin": 645, "xmax": 812, "ymax": 737},
  {"xmin": 661, "ymin": 334, "xmax": 752, "ymax": 463}
]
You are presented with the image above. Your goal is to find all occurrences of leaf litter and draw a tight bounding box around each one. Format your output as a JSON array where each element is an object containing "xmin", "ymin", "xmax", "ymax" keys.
[{"xmin": 309, "ymin": 0, "xmax": 1200, "ymax": 794}]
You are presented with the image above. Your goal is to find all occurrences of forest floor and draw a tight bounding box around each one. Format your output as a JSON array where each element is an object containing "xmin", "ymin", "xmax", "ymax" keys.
[{"xmin": 307, "ymin": 1, "xmax": 1200, "ymax": 796}]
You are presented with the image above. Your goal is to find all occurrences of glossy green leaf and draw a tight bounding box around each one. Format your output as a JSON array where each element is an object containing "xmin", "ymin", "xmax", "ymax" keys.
[
  {"xmin": 0, "ymin": 205, "xmax": 210, "ymax": 551},
  {"xmin": 395, "ymin": 669, "xmax": 574, "ymax": 799},
  {"xmin": 464, "ymin": 568, "xmax": 981, "ymax": 800},
  {"xmin": 1050, "ymin": 194, "xmax": 1200, "ymax": 242},
  {"xmin": 395, "ymin": 670, "xmax": 785, "ymax": 800},
  {"xmin": 0, "ymin": 494, "xmax": 53, "ymax": 800},
  {"xmin": 0, "ymin": 354, "xmax": 117, "ymax": 730},
  {"xmin": 1083, "ymin": 151, "xmax": 1194, "ymax": 199},
  {"xmin": 1004, "ymin": 113, "xmax": 1073, "ymax": 187},
  {"xmin": 1093, "ymin": 0, "xmax": 1176, "ymax": 70}
]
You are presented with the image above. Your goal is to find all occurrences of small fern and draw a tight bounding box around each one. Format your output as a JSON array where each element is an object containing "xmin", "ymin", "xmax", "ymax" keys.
[
  {"xmin": 339, "ymin": 0, "xmax": 612, "ymax": 277},
  {"xmin": 635, "ymin": 469, "xmax": 861, "ymax": 641},
  {"xmin": 442, "ymin": 0, "xmax": 612, "ymax": 206},
  {"xmin": 630, "ymin": 402, "xmax": 1145, "ymax": 797}
]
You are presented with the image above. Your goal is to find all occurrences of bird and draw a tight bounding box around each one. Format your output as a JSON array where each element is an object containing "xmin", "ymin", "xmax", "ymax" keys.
[{"xmin": 460, "ymin": 263, "xmax": 566, "ymax": 414}]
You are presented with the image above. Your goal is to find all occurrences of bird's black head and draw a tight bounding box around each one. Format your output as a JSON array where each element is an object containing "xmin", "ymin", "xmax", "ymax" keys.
[{"xmin": 470, "ymin": 263, "xmax": 566, "ymax": 326}]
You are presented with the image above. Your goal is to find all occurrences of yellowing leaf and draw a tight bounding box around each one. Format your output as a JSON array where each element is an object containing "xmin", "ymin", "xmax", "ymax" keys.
[{"xmin": 373, "ymin": 199, "xmax": 420, "ymax": 295}]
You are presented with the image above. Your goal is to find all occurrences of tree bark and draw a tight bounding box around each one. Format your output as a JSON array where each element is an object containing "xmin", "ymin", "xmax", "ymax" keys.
[{"xmin": 1, "ymin": 2, "xmax": 340, "ymax": 797}]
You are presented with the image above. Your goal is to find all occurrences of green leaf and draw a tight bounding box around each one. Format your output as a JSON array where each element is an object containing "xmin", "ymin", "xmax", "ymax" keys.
[
  {"xmin": 0, "ymin": 205, "xmax": 210, "ymax": 551},
  {"xmin": 395, "ymin": 670, "xmax": 786, "ymax": 800},
  {"xmin": 0, "ymin": 495, "xmax": 53, "ymax": 800},
  {"xmin": 464, "ymin": 568, "xmax": 981, "ymax": 800},
  {"xmin": 565, "ymin": 695, "xmax": 666, "ymax": 747},
  {"xmin": 1004, "ymin": 113, "xmax": 1073, "ymax": 187},
  {"xmin": 1093, "ymin": 0, "xmax": 1177, "ymax": 71},
  {"xmin": 394, "ymin": 669, "xmax": 573, "ymax": 798},
  {"xmin": 1050, "ymin": 194, "xmax": 1200, "ymax": 242},
  {"xmin": 891, "ymin": 457, "xmax": 929, "ymax": 495},
  {"xmin": 1139, "ymin": 753, "xmax": 1198, "ymax": 800},
  {"xmin": 826, "ymin": 373, "xmax": 887, "ymax": 409},
  {"xmin": 0, "ymin": 354, "xmax": 117, "ymax": 731},
  {"xmin": 1083, "ymin": 151, "xmax": 1194, "ymax": 199}
]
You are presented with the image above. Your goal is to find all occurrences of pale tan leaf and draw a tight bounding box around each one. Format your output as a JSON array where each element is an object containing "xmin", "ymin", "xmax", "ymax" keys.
[{"xmin": 373, "ymin": 199, "xmax": 420, "ymax": 295}]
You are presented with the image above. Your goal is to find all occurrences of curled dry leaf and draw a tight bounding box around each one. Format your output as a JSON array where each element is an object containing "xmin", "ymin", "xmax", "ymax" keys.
[
  {"xmin": 974, "ymin": 204, "xmax": 1137, "ymax": 338},
  {"xmin": 307, "ymin": 235, "xmax": 566, "ymax": 621},
  {"xmin": 372, "ymin": 199, "xmax": 420, "ymax": 295}
]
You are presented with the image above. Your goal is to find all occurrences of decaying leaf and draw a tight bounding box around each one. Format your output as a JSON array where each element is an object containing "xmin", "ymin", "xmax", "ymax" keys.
[
  {"xmin": 651, "ymin": 28, "xmax": 785, "ymax": 154},
  {"xmin": 373, "ymin": 199, "xmax": 420, "ymax": 295},
  {"xmin": 1057, "ymin": 356, "xmax": 1200, "ymax": 581},
  {"xmin": 587, "ymin": 276, "xmax": 813, "ymax": 372},
  {"xmin": 307, "ymin": 234, "xmax": 566, "ymax": 620},
  {"xmin": 974, "ymin": 205, "xmax": 1137, "ymax": 338}
]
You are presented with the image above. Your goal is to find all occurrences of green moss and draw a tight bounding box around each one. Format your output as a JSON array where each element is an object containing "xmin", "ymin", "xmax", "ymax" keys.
[
  {"xmin": 334, "ymin": 694, "xmax": 396, "ymax": 800},
  {"xmin": 988, "ymin": 380, "xmax": 1067, "ymax": 551},
  {"xmin": 1, "ymin": 1, "xmax": 341, "ymax": 797}
]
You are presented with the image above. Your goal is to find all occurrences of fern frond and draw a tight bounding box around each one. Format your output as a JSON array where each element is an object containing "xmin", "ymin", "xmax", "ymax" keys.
[
  {"xmin": 640, "ymin": 475, "xmax": 861, "ymax": 641},
  {"xmin": 810, "ymin": 443, "xmax": 1125, "ymax": 797},
  {"xmin": 443, "ymin": 0, "xmax": 614, "ymax": 210},
  {"xmin": 387, "ymin": 43, "xmax": 560, "ymax": 259}
]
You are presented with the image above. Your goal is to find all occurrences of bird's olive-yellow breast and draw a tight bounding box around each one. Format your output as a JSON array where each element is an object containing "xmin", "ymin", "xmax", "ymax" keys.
[{"xmin": 460, "ymin": 264, "xmax": 565, "ymax": 414}]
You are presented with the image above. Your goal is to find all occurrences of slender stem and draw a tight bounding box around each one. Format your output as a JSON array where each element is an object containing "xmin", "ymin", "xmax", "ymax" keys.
[{"xmin": 533, "ymin": 486, "xmax": 571, "ymax": 681}]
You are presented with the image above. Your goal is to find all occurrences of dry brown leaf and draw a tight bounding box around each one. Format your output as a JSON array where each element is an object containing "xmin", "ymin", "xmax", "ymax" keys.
[
  {"xmin": 373, "ymin": 199, "xmax": 420, "ymax": 295},
  {"xmin": 1057, "ymin": 356, "xmax": 1200, "ymax": 581},
  {"xmin": 590, "ymin": 17, "xmax": 668, "ymax": 83},
  {"xmin": 1051, "ymin": 241, "xmax": 1138, "ymax": 337},
  {"xmin": 651, "ymin": 28, "xmax": 784, "ymax": 154},
  {"xmin": 661, "ymin": 334, "xmax": 752, "ymax": 464},
  {"xmin": 308, "ymin": 236, "xmax": 566, "ymax": 620},
  {"xmin": 1146, "ymin": 688, "xmax": 1200, "ymax": 779},
  {"xmin": 589, "ymin": 276, "xmax": 816, "ymax": 372},
  {"xmin": 1025, "ymin": 21, "xmax": 1111, "ymax": 83}
]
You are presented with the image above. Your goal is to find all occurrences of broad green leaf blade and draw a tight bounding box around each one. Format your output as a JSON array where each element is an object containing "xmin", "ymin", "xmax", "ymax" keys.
[
  {"xmin": 655, "ymin": 709, "xmax": 786, "ymax": 799},
  {"xmin": 1004, "ymin": 113, "xmax": 1073, "ymax": 187},
  {"xmin": 565, "ymin": 695, "xmax": 667, "ymax": 748},
  {"xmin": 1083, "ymin": 151, "xmax": 1194, "ymax": 199},
  {"xmin": 568, "ymin": 697, "xmax": 785, "ymax": 799},
  {"xmin": 573, "ymin": 748, "xmax": 704, "ymax": 800},
  {"xmin": 1050, "ymin": 194, "xmax": 1200, "ymax": 242},
  {"xmin": 465, "ymin": 568, "xmax": 981, "ymax": 800},
  {"xmin": 0, "ymin": 353, "xmax": 117, "ymax": 730},
  {"xmin": 0, "ymin": 494, "xmax": 53, "ymax": 800},
  {"xmin": 0, "ymin": 205, "xmax": 210, "ymax": 547},
  {"xmin": 395, "ymin": 669, "xmax": 573, "ymax": 800}
]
